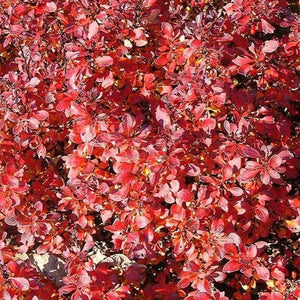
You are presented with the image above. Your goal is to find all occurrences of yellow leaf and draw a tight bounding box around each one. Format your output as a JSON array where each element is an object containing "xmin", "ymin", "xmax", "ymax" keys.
[
  {"xmin": 143, "ymin": 168, "xmax": 150, "ymax": 176},
  {"xmin": 267, "ymin": 280, "xmax": 276, "ymax": 288}
]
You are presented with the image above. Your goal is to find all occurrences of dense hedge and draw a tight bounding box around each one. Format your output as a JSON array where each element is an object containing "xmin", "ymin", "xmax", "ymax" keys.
[{"xmin": 0, "ymin": 0, "xmax": 299, "ymax": 299}]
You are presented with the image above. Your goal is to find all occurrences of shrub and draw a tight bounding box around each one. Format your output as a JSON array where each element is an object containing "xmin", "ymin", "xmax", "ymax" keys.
[{"xmin": 0, "ymin": 0, "xmax": 299, "ymax": 299}]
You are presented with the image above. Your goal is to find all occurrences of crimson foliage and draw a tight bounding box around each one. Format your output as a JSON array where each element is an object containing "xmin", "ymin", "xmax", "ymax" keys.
[{"xmin": 0, "ymin": 0, "xmax": 299, "ymax": 299}]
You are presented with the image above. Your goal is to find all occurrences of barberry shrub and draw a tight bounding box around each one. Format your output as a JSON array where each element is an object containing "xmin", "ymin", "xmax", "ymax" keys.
[{"xmin": 0, "ymin": 0, "xmax": 299, "ymax": 299}]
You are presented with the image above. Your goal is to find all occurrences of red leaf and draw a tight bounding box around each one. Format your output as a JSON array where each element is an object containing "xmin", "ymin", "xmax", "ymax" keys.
[
  {"xmin": 11, "ymin": 277, "xmax": 30, "ymax": 291},
  {"xmin": 194, "ymin": 104, "xmax": 206, "ymax": 118},
  {"xmin": 127, "ymin": 232, "xmax": 139, "ymax": 244},
  {"xmin": 161, "ymin": 22, "xmax": 173, "ymax": 37},
  {"xmin": 95, "ymin": 56, "xmax": 113, "ymax": 67},
  {"xmin": 260, "ymin": 171, "xmax": 270, "ymax": 185},
  {"xmin": 232, "ymin": 56, "xmax": 253, "ymax": 67},
  {"xmin": 102, "ymin": 77, "xmax": 114, "ymax": 88},
  {"xmin": 170, "ymin": 180, "xmax": 180, "ymax": 193},
  {"xmin": 143, "ymin": 0, "xmax": 156, "ymax": 8},
  {"xmin": 88, "ymin": 21, "xmax": 99, "ymax": 40},
  {"xmin": 262, "ymin": 40, "xmax": 279, "ymax": 53},
  {"xmin": 268, "ymin": 168, "xmax": 281, "ymax": 179},
  {"xmin": 200, "ymin": 118, "xmax": 216, "ymax": 131},
  {"xmin": 260, "ymin": 292, "xmax": 284, "ymax": 300},
  {"xmin": 13, "ymin": 4, "xmax": 28, "ymax": 16},
  {"xmin": 223, "ymin": 260, "xmax": 242, "ymax": 273},
  {"xmin": 225, "ymin": 233, "xmax": 241, "ymax": 246},
  {"xmin": 27, "ymin": 77, "xmax": 40, "ymax": 87},
  {"xmin": 154, "ymin": 55, "xmax": 169, "ymax": 67},
  {"xmin": 178, "ymin": 278, "xmax": 191, "ymax": 289},
  {"xmin": 261, "ymin": 19, "xmax": 275, "ymax": 34},
  {"xmin": 135, "ymin": 39, "xmax": 147, "ymax": 47},
  {"xmin": 66, "ymin": 66, "xmax": 80, "ymax": 90},
  {"xmin": 27, "ymin": 117, "xmax": 39, "ymax": 129},
  {"xmin": 98, "ymin": 182, "xmax": 109, "ymax": 194},
  {"xmin": 133, "ymin": 28, "xmax": 147, "ymax": 47},
  {"xmin": 105, "ymin": 220, "xmax": 127, "ymax": 232},
  {"xmin": 110, "ymin": 184, "xmax": 130, "ymax": 201},
  {"xmin": 227, "ymin": 187, "xmax": 243, "ymax": 197},
  {"xmin": 78, "ymin": 215, "xmax": 88, "ymax": 228},
  {"xmin": 174, "ymin": 237, "xmax": 185, "ymax": 255},
  {"xmin": 64, "ymin": 154, "xmax": 85, "ymax": 168},
  {"xmin": 105, "ymin": 292, "xmax": 120, "ymax": 300},
  {"xmin": 271, "ymin": 268, "xmax": 285, "ymax": 280},
  {"xmin": 240, "ymin": 168, "xmax": 261, "ymax": 181},
  {"xmin": 144, "ymin": 73, "xmax": 155, "ymax": 83},
  {"xmin": 255, "ymin": 266, "xmax": 270, "ymax": 281},
  {"xmin": 246, "ymin": 161, "xmax": 262, "ymax": 170},
  {"xmin": 278, "ymin": 150, "xmax": 293, "ymax": 161},
  {"xmin": 80, "ymin": 125, "xmax": 96, "ymax": 143},
  {"xmin": 113, "ymin": 162, "xmax": 133, "ymax": 174},
  {"xmin": 269, "ymin": 155, "xmax": 282, "ymax": 169},
  {"xmin": 33, "ymin": 110, "xmax": 49, "ymax": 121},
  {"xmin": 177, "ymin": 189, "xmax": 192, "ymax": 206},
  {"xmin": 254, "ymin": 204, "xmax": 269, "ymax": 223},
  {"xmin": 239, "ymin": 63, "xmax": 253, "ymax": 75},
  {"xmin": 247, "ymin": 245, "xmax": 257, "ymax": 259},
  {"xmin": 156, "ymin": 106, "xmax": 171, "ymax": 128},
  {"xmin": 232, "ymin": 56, "xmax": 253, "ymax": 75},
  {"xmin": 120, "ymin": 114, "xmax": 136, "ymax": 137},
  {"xmin": 239, "ymin": 145, "xmax": 262, "ymax": 158},
  {"xmin": 1, "ymin": 174, "xmax": 19, "ymax": 188},
  {"xmin": 37, "ymin": 144, "xmax": 46, "ymax": 158},
  {"xmin": 224, "ymin": 243, "xmax": 238, "ymax": 255},
  {"xmin": 261, "ymin": 116, "xmax": 275, "ymax": 124},
  {"xmin": 46, "ymin": 2, "xmax": 57, "ymax": 12},
  {"xmin": 100, "ymin": 210, "xmax": 112, "ymax": 223},
  {"xmin": 213, "ymin": 271, "xmax": 227, "ymax": 282},
  {"xmin": 136, "ymin": 216, "xmax": 150, "ymax": 229},
  {"xmin": 222, "ymin": 164, "xmax": 233, "ymax": 181},
  {"xmin": 187, "ymin": 163, "xmax": 201, "ymax": 176}
]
